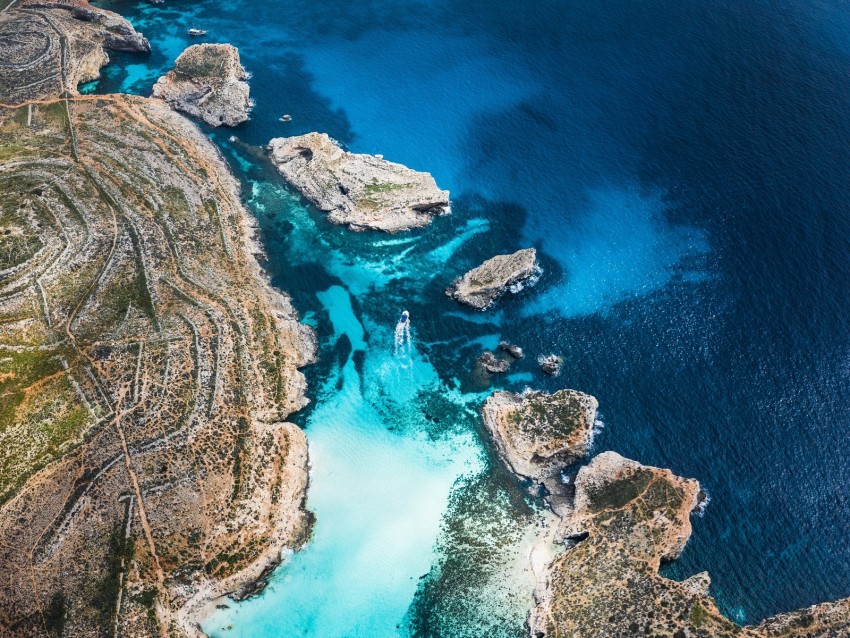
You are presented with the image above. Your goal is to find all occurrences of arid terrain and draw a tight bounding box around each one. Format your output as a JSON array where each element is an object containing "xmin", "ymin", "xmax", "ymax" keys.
[{"xmin": 0, "ymin": 2, "xmax": 316, "ymax": 636}]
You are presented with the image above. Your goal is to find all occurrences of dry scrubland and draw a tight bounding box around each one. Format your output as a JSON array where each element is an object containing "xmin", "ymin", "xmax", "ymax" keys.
[
  {"xmin": 0, "ymin": 3, "xmax": 315, "ymax": 635},
  {"xmin": 0, "ymin": 92, "xmax": 316, "ymax": 638}
]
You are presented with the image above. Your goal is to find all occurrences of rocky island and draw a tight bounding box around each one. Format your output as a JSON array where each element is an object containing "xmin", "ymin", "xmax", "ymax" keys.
[
  {"xmin": 446, "ymin": 248, "xmax": 538, "ymax": 309},
  {"xmin": 0, "ymin": 3, "xmax": 315, "ymax": 637},
  {"xmin": 152, "ymin": 43, "xmax": 252, "ymax": 127},
  {"xmin": 482, "ymin": 390, "xmax": 850, "ymax": 637},
  {"xmin": 267, "ymin": 132, "xmax": 450, "ymax": 232}
]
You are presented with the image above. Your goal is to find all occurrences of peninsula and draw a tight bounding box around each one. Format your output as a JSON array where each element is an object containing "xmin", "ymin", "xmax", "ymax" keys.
[{"xmin": 482, "ymin": 390, "xmax": 850, "ymax": 637}]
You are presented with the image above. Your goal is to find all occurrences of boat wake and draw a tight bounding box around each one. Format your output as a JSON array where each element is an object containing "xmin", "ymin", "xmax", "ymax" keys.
[{"xmin": 394, "ymin": 310, "xmax": 412, "ymax": 367}]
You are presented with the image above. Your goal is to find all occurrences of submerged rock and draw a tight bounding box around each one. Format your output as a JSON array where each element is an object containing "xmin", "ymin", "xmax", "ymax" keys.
[
  {"xmin": 266, "ymin": 133, "xmax": 450, "ymax": 232},
  {"xmin": 499, "ymin": 341, "xmax": 524, "ymax": 359},
  {"xmin": 477, "ymin": 351, "xmax": 511, "ymax": 374},
  {"xmin": 446, "ymin": 248, "xmax": 538, "ymax": 310},
  {"xmin": 538, "ymin": 353, "xmax": 563, "ymax": 376},
  {"xmin": 153, "ymin": 43, "xmax": 251, "ymax": 127},
  {"xmin": 482, "ymin": 389, "xmax": 598, "ymax": 511}
]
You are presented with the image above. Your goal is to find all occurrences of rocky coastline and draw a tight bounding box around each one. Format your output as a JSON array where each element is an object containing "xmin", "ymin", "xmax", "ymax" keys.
[
  {"xmin": 481, "ymin": 388, "xmax": 850, "ymax": 636},
  {"xmin": 0, "ymin": 4, "xmax": 315, "ymax": 637},
  {"xmin": 267, "ymin": 132, "xmax": 450, "ymax": 232},
  {"xmin": 0, "ymin": 0, "xmax": 150, "ymax": 104},
  {"xmin": 2, "ymin": 2, "xmax": 849, "ymax": 637}
]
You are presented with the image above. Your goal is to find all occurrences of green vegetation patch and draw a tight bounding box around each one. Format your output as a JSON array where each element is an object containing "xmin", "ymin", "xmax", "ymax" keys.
[
  {"xmin": 174, "ymin": 48, "xmax": 229, "ymax": 78},
  {"xmin": 0, "ymin": 350, "xmax": 95, "ymax": 504},
  {"xmin": 363, "ymin": 180, "xmax": 413, "ymax": 195},
  {"xmin": 585, "ymin": 468, "xmax": 654, "ymax": 512}
]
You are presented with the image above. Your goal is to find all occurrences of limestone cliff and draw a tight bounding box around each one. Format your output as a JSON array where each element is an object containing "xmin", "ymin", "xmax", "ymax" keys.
[
  {"xmin": 153, "ymin": 44, "xmax": 251, "ymax": 128},
  {"xmin": 528, "ymin": 451, "xmax": 850, "ymax": 637},
  {"xmin": 267, "ymin": 132, "xmax": 450, "ymax": 232}
]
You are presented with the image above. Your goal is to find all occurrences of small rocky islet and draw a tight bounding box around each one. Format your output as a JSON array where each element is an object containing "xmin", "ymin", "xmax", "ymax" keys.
[
  {"xmin": 446, "ymin": 247, "xmax": 539, "ymax": 310},
  {"xmin": 266, "ymin": 132, "xmax": 450, "ymax": 232},
  {"xmin": 152, "ymin": 43, "xmax": 252, "ymax": 127},
  {"xmin": 0, "ymin": 2, "xmax": 848, "ymax": 637}
]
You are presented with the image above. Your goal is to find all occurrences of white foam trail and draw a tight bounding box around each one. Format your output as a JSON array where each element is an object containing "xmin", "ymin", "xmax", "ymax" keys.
[
  {"xmin": 508, "ymin": 264, "xmax": 543, "ymax": 294},
  {"xmin": 587, "ymin": 416, "xmax": 605, "ymax": 452},
  {"xmin": 394, "ymin": 317, "xmax": 413, "ymax": 367}
]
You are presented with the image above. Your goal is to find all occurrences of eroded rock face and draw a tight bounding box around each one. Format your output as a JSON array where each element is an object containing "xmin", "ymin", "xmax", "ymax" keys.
[
  {"xmin": 528, "ymin": 452, "xmax": 850, "ymax": 637},
  {"xmin": 153, "ymin": 43, "xmax": 251, "ymax": 127},
  {"xmin": 499, "ymin": 341, "xmax": 524, "ymax": 359},
  {"xmin": 0, "ymin": 0, "xmax": 150, "ymax": 104},
  {"xmin": 267, "ymin": 132, "xmax": 450, "ymax": 232},
  {"xmin": 482, "ymin": 389, "xmax": 598, "ymax": 512},
  {"xmin": 446, "ymin": 248, "xmax": 538, "ymax": 309}
]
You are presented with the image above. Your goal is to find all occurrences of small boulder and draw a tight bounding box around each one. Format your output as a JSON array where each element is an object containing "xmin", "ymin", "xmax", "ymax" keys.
[
  {"xmin": 478, "ymin": 351, "xmax": 511, "ymax": 374},
  {"xmin": 539, "ymin": 354, "xmax": 563, "ymax": 376},
  {"xmin": 499, "ymin": 341, "xmax": 524, "ymax": 359}
]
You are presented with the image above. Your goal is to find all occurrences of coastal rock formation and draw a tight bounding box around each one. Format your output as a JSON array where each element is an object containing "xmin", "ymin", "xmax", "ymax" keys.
[
  {"xmin": 499, "ymin": 341, "xmax": 524, "ymax": 359},
  {"xmin": 446, "ymin": 248, "xmax": 538, "ymax": 309},
  {"xmin": 538, "ymin": 354, "xmax": 563, "ymax": 376},
  {"xmin": 528, "ymin": 451, "xmax": 850, "ymax": 637},
  {"xmin": 478, "ymin": 351, "xmax": 511, "ymax": 374},
  {"xmin": 0, "ymin": 94, "xmax": 315, "ymax": 637},
  {"xmin": 266, "ymin": 132, "xmax": 450, "ymax": 232},
  {"xmin": 0, "ymin": 0, "xmax": 149, "ymax": 104},
  {"xmin": 153, "ymin": 43, "xmax": 252, "ymax": 127},
  {"xmin": 482, "ymin": 389, "xmax": 597, "ymax": 515}
]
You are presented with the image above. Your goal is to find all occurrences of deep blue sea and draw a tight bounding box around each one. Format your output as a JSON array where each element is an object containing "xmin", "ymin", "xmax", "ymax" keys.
[{"xmin": 92, "ymin": 0, "xmax": 850, "ymax": 634}]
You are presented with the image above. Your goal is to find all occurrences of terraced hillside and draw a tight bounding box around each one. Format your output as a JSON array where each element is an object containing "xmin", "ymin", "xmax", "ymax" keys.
[
  {"xmin": 0, "ymin": 0, "xmax": 149, "ymax": 104},
  {"xmin": 0, "ymin": 94, "xmax": 316, "ymax": 637}
]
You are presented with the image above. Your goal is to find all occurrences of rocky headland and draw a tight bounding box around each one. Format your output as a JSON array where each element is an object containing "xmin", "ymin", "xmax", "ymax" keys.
[
  {"xmin": 266, "ymin": 132, "xmax": 450, "ymax": 232},
  {"xmin": 482, "ymin": 389, "xmax": 598, "ymax": 515},
  {"xmin": 0, "ymin": 5, "xmax": 315, "ymax": 637},
  {"xmin": 153, "ymin": 43, "xmax": 251, "ymax": 127},
  {"xmin": 0, "ymin": 0, "xmax": 150, "ymax": 104},
  {"xmin": 447, "ymin": 248, "xmax": 538, "ymax": 309},
  {"xmin": 482, "ymin": 390, "xmax": 850, "ymax": 637}
]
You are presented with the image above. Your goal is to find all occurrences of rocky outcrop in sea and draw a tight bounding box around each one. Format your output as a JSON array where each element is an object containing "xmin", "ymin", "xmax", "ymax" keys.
[
  {"xmin": 153, "ymin": 43, "xmax": 252, "ymax": 127},
  {"xmin": 267, "ymin": 132, "xmax": 450, "ymax": 232},
  {"xmin": 446, "ymin": 248, "xmax": 538, "ymax": 309}
]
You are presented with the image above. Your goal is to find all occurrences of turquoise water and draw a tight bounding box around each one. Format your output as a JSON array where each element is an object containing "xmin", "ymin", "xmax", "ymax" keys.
[{"xmin": 95, "ymin": 0, "xmax": 850, "ymax": 633}]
